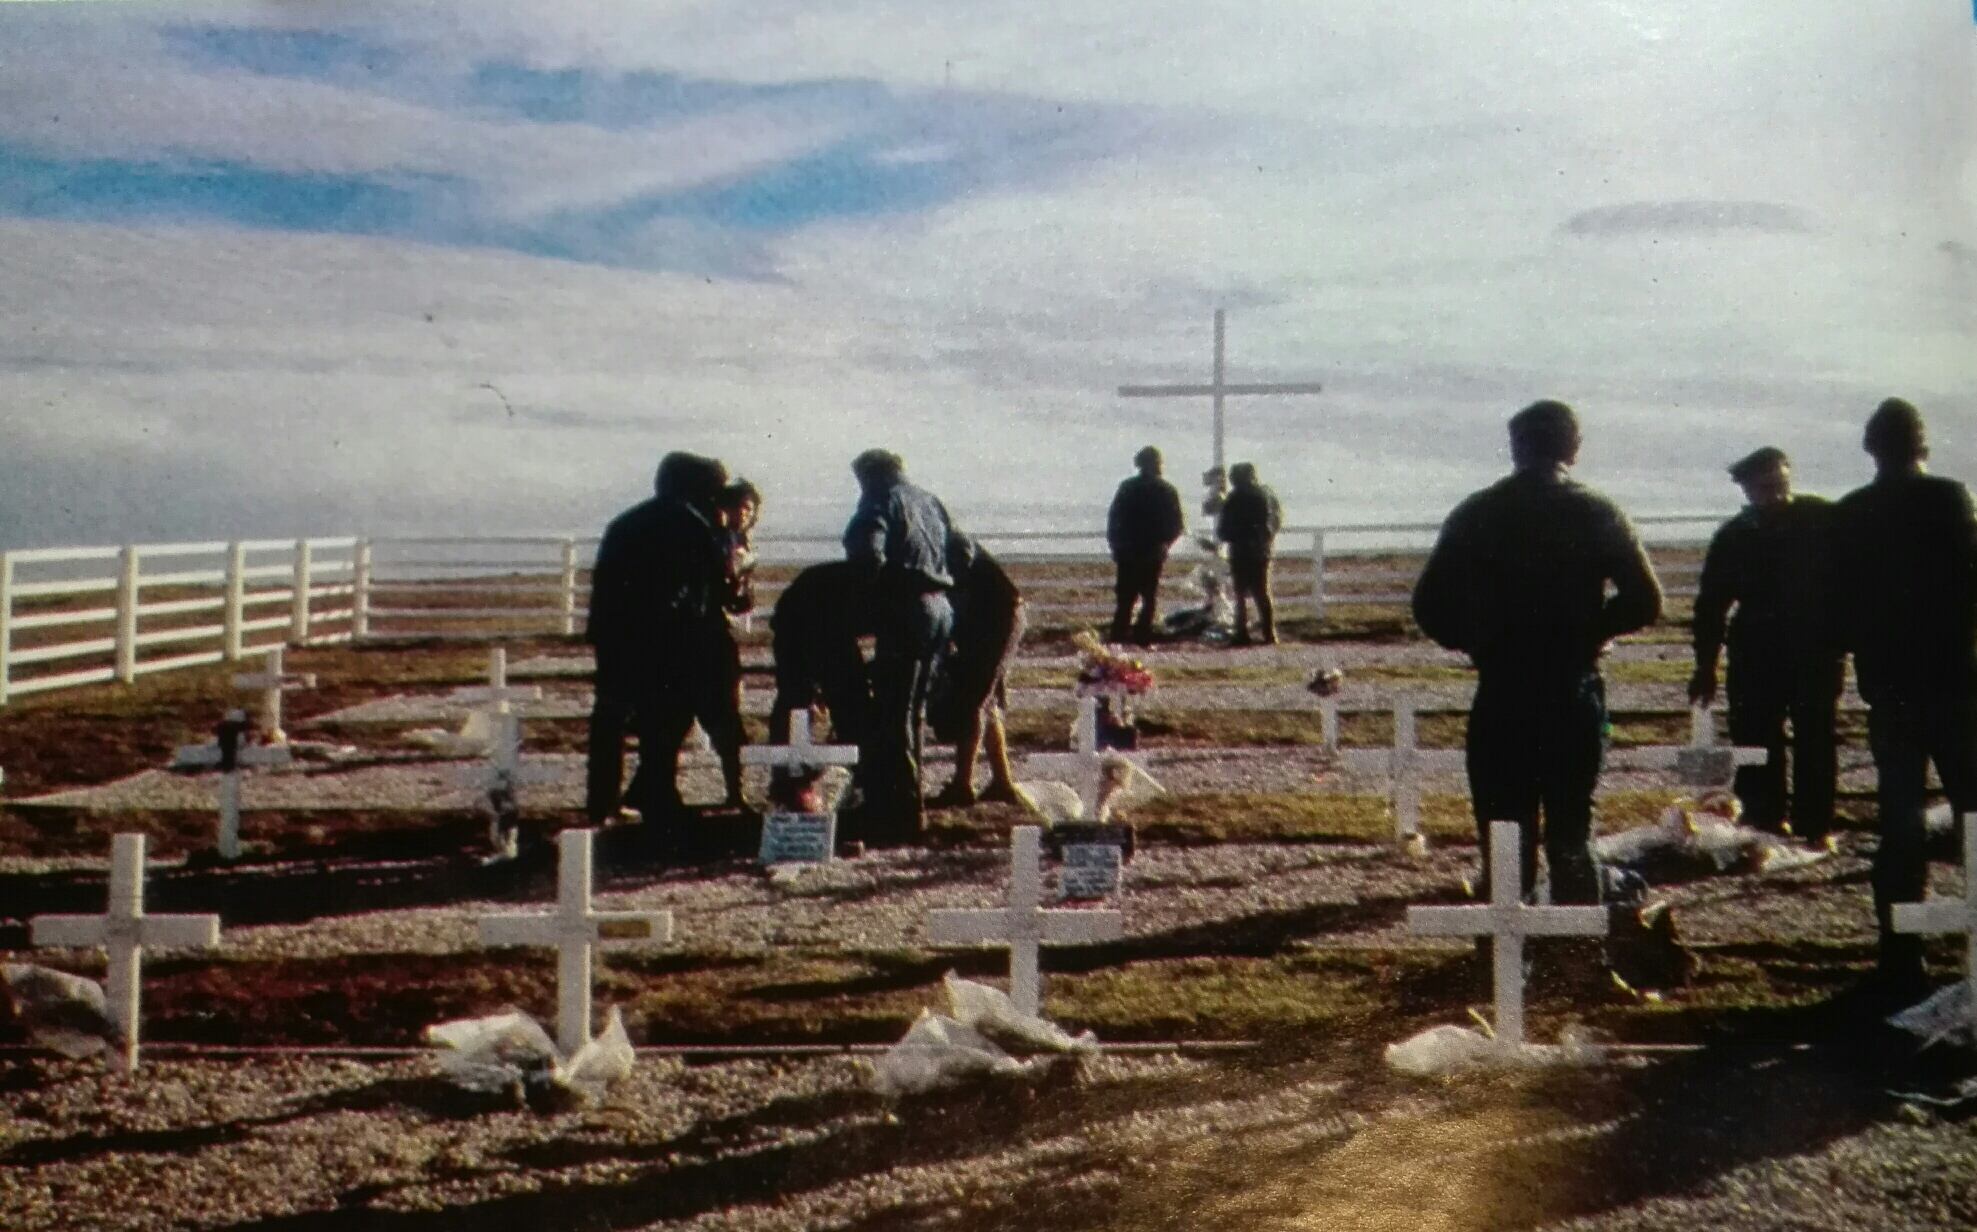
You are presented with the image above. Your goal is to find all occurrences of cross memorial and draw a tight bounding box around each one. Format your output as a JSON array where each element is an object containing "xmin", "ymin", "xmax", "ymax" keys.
[
  {"xmin": 740, "ymin": 710, "xmax": 861, "ymax": 863},
  {"xmin": 1026, "ymin": 695, "xmax": 1153, "ymax": 822},
  {"xmin": 926, "ymin": 825, "xmax": 1124, "ymax": 1017},
  {"xmin": 1117, "ymin": 307, "xmax": 1325, "ymax": 506},
  {"xmin": 29, "ymin": 833, "xmax": 221, "ymax": 1074},
  {"xmin": 1628, "ymin": 706, "xmax": 1768, "ymax": 787},
  {"xmin": 1893, "ymin": 815, "xmax": 1977, "ymax": 1039},
  {"xmin": 1407, "ymin": 820, "xmax": 1609, "ymax": 1045},
  {"xmin": 230, "ymin": 646, "xmax": 315, "ymax": 744},
  {"xmin": 446, "ymin": 651, "xmax": 554, "ymax": 857},
  {"xmin": 173, "ymin": 709, "xmax": 293, "ymax": 860},
  {"xmin": 477, "ymin": 828, "xmax": 675, "ymax": 1055},
  {"xmin": 1330, "ymin": 695, "xmax": 1464, "ymax": 844},
  {"xmin": 448, "ymin": 647, "xmax": 544, "ymax": 715}
]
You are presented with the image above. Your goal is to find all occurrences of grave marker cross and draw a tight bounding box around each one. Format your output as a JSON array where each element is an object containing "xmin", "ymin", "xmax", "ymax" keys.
[
  {"xmin": 449, "ymin": 647, "xmax": 544, "ymax": 715},
  {"xmin": 174, "ymin": 709, "xmax": 293, "ymax": 860},
  {"xmin": 1407, "ymin": 820, "xmax": 1608, "ymax": 1045},
  {"xmin": 477, "ymin": 828, "xmax": 674, "ymax": 1055},
  {"xmin": 30, "ymin": 833, "xmax": 221, "ymax": 1074},
  {"xmin": 1893, "ymin": 816, "xmax": 1977, "ymax": 1038},
  {"xmin": 927, "ymin": 825, "xmax": 1123, "ymax": 1017},
  {"xmin": 739, "ymin": 710, "xmax": 862, "ymax": 775},
  {"xmin": 230, "ymin": 646, "xmax": 315, "ymax": 744}
]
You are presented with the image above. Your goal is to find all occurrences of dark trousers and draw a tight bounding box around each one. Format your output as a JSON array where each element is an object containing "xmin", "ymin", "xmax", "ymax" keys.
[
  {"xmin": 1466, "ymin": 671, "xmax": 1607, "ymax": 905},
  {"xmin": 591, "ymin": 631, "xmax": 745, "ymax": 823},
  {"xmin": 860, "ymin": 591, "xmax": 953, "ymax": 842},
  {"xmin": 1866, "ymin": 693, "xmax": 1977, "ymax": 970},
  {"xmin": 1110, "ymin": 555, "xmax": 1165, "ymax": 645},
  {"xmin": 1726, "ymin": 651, "xmax": 1842, "ymax": 839},
  {"xmin": 586, "ymin": 668, "xmax": 636, "ymax": 823},
  {"xmin": 1229, "ymin": 550, "xmax": 1275, "ymax": 642}
]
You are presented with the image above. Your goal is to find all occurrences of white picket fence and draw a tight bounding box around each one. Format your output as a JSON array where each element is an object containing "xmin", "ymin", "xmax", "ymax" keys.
[{"xmin": 0, "ymin": 516, "xmax": 1722, "ymax": 705}]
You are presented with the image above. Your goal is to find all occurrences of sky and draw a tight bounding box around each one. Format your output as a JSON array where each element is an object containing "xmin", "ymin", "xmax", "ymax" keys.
[{"xmin": 1, "ymin": 0, "xmax": 1973, "ymax": 548}]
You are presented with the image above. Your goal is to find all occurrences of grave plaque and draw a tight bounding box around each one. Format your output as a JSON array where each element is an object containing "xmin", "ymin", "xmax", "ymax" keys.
[
  {"xmin": 759, "ymin": 811, "xmax": 836, "ymax": 865},
  {"xmin": 1059, "ymin": 843, "xmax": 1124, "ymax": 901}
]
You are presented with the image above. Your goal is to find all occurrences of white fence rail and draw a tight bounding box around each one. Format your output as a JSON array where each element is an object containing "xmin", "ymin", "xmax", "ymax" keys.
[{"xmin": 0, "ymin": 515, "xmax": 1724, "ymax": 705}]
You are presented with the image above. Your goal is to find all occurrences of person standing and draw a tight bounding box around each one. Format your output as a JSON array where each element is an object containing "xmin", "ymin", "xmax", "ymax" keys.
[
  {"xmin": 1412, "ymin": 401, "xmax": 1663, "ymax": 906},
  {"xmin": 1689, "ymin": 448, "xmax": 1843, "ymax": 843},
  {"xmin": 1106, "ymin": 446, "xmax": 1185, "ymax": 646},
  {"xmin": 1216, "ymin": 462, "xmax": 1283, "ymax": 646},
  {"xmin": 1834, "ymin": 398, "xmax": 1977, "ymax": 1001},
  {"xmin": 841, "ymin": 449, "xmax": 955, "ymax": 845},
  {"xmin": 584, "ymin": 452, "xmax": 739, "ymax": 828}
]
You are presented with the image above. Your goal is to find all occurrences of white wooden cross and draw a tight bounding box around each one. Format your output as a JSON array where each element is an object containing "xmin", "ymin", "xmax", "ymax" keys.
[
  {"xmin": 451, "ymin": 710, "xmax": 571, "ymax": 858},
  {"xmin": 739, "ymin": 710, "xmax": 862, "ymax": 776},
  {"xmin": 230, "ymin": 646, "xmax": 315, "ymax": 745},
  {"xmin": 477, "ymin": 828, "xmax": 674, "ymax": 1055},
  {"xmin": 29, "ymin": 833, "xmax": 221, "ymax": 1074},
  {"xmin": 1026, "ymin": 695, "xmax": 1153, "ymax": 822},
  {"xmin": 1893, "ymin": 815, "xmax": 1977, "ymax": 1038},
  {"xmin": 1117, "ymin": 307, "xmax": 1325, "ymax": 483},
  {"xmin": 926, "ymin": 825, "xmax": 1123, "ymax": 1017},
  {"xmin": 1624, "ymin": 706, "xmax": 1767, "ymax": 786},
  {"xmin": 1407, "ymin": 820, "xmax": 1609, "ymax": 1045},
  {"xmin": 173, "ymin": 709, "xmax": 292, "ymax": 860},
  {"xmin": 449, "ymin": 647, "xmax": 544, "ymax": 715}
]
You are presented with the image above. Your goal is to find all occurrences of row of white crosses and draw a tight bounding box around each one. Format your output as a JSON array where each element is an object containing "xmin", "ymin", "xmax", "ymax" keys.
[
  {"xmin": 23, "ymin": 819, "xmax": 1127, "ymax": 1072},
  {"xmin": 1336, "ymin": 696, "xmax": 1765, "ymax": 845}
]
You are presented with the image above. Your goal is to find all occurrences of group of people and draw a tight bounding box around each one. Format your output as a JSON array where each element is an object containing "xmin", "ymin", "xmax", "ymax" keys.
[
  {"xmin": 585, "ymin": 448, "xmax": 1024, "ymax": 850},
  {"xmin": 1105, "ymin": 447, "xmax": 1284, "ymax": 646},
  {"xmin": 588, "ymin": 396, "xmax": 1972, "ymax": 1005},
  {"xmin": 1412, "ymin": 397, "xmax": 1975, "ymax": 1005}
]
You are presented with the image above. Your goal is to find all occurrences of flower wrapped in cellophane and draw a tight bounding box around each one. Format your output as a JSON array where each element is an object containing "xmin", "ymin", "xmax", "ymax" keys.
[{"xmin": 1070, "ymin": 630, "xmax": 1155, "ymax": 696}]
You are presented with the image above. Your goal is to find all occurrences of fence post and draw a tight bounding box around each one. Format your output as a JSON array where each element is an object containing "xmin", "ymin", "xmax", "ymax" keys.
[
  {"xmin": 352, "ymin": 538, "xmax": 372, "ymax": 642},
  {"xmin": 223, "ymin": 541, "xmax": 246, "ymax": 660},
  {"xmin": 559, "ymin": 537, "xmax": 579, "ymax": 637},
  {"xmin": 1309, "ymin": 530, "xmax": 1327, "ymax": 622},
  {"xmin": 115, "ymin": 544, "xmax": 140, "ymax": 683},
  {"xmin": 0, "ymin": 551, "xmax": 13, "ymax": 707},
  {"xmin": 290, "ymin": 538, "xmax": 312, "ymax": 645}
]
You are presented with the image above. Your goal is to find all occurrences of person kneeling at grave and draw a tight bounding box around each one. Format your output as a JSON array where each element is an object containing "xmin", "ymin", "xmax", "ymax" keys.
[
  {"xmin": 586, "ymin": 451, "xmax": 744, "ymax": 827},
  {"xmin": 927, "ymin": 533, "xmax": 1025, "ymax": 808},
  {"xmin": 767, "ymin": 560, "xmax": 875, "ymax": 755}
]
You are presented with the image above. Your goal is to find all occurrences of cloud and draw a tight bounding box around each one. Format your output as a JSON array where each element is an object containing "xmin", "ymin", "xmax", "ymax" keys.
[{"xmin": 1561, "ymin": 200, "xmax": 1815, "ymax": 238}]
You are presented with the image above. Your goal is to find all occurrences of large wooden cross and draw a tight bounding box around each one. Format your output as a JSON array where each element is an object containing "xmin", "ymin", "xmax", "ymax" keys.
[
  {"xmin": 30, "ymin": 833, "xmax": 221, "ymax": 1074},
  {"xmin": 1117, "ymin": 308, "xmax": 1325, "ymax": 481}
]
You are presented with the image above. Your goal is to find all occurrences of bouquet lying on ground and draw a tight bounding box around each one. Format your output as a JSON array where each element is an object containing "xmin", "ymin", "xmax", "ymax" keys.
[{"xmin": 1071, "ymin": 631, "xmax": 1155, "ymax": 695}]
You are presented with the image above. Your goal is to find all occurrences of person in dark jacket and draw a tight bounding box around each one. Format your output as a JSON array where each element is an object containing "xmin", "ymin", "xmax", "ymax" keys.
[
  {"xmin": 1689, "ymin": 447, "xmax": 1842, "ymax": 842},
  {"xmin": 1216, "ymin": 462, "xmax": 1284, "ymax": 645},
  {"xmin": 584, "ymin": 452, "xmax": 741, "ymax": 826},
  {"xmin": 1413, "ymin": 401, "xmax": 1663, "ymax": 905},
  {"xmin": 840, "ymin": 449, "xmax": 955, "ymax": 845},
  {"xmin": 1833, "ymin": 398, "xmax": 1977, "ymax": 1001},
  {"xmin": 928, "ymin": 533, "xmax": 1025, "ymax": 808},
  {"xmin": 1107, "ymin": 446, "xmax": 1185, "ymax": 646}
]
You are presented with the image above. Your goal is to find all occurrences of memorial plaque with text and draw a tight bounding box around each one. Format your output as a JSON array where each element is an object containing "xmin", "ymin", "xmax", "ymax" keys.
[
  {"xmin": 1059, "ymin": 843, "xmax": 1124, "ymax": 901},
  {"xmin": 759, "ymin": 812, "xmax": 837, "ymax": 865}
]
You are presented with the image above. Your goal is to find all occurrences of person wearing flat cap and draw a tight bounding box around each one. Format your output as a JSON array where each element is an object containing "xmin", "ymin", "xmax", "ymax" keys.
[
  {"xmin": 1690, "ymin": 446, "xmax": 1843, "ymax": 847},
  {"xmin": 1833, "ymin": 398, "xmax": 1977, "ymax": 1006}
]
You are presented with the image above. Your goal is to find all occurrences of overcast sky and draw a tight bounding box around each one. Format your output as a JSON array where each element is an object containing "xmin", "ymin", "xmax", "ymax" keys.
[{"xmin": 1, "ymin": 1, "xmax": 1972, "ymax": 548}]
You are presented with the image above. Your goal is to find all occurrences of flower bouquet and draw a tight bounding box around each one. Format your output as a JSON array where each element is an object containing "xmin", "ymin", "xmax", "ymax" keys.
[{"xmin": 1070, "ymin": 630, "xmax": 1154, "ymax": 698}]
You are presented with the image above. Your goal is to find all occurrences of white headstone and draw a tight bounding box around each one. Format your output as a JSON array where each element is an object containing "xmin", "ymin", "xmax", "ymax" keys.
[
  {"xmin": 230, "ymin": 646, "xmax": 315, "ymax": 744},
  {"xmin": 1407, "ymin": 820, "xmax": 1609, "ymax": 1045},
  {"xmin": 1893, "ymin": 815, "xmax": 1977, "ymax": 1038},
  {"xmin": 172, "ymin": 709, "xmax": 293, "ymax": 860},
  {"xmin": 477, "ymin": 828, "xmax": 674, "ymax": 1055},
  {"xmin": 29, "ymin": 833, "xmax": 221, "ymax": 1074},
  {"xmin": 927, "ymin": 826, "xmax": 1124, "ymax": 1017}
]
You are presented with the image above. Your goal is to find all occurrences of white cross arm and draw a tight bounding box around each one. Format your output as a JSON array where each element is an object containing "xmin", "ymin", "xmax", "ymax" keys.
[
  {"xmin": 478, "ymin": 910, "xmax": 674, "ymax": 949},
  {"xmin": 1407, "ymin": 905, "xmax": 1490, "ymax": 937},
  {"xmin": 455, "ymin": 761, "xmax": 573, "ymax": 788},
  {"xmin": 1892, "ymin": 901, "xmax": 1971, "ymax": 936},
  {"xmin": 232, "ymin": 669, "xmax": 317, "ymax": 691},
  {"xmin": 1038, "ymin": 906, "xmax": 1124, "ymax": 945},
  {"xmin": 928, "ymin": 906, "xmax": 1122, "ymax": 946},
  {"xmin": 450, "ymin": 684, "xmax": 546, "ymax": 706},
  {"xmin": 927, "ymin": 908, "xmax": 1012, "ymax": 945},
  {"xmin": 172, "ymin": 742, "xmax": 292, "ymax": 770},
  {"xmin": 1118, "ymin": 382, "xmax": 1327, "ymax": 397},
  {"xmin": 740, "ymin": 743, "xmax": 862, "ymax": 769},
  {"xmin": 33, "ymin": 913, "xmax": 220, "ymax": 949}
]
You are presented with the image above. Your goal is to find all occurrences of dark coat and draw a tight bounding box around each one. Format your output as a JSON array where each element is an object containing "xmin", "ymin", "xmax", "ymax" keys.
[
  {"xmin": 1693, "ymin": 495, "xmax": 1837, "ymax": 671},
  {"xmin": 1108, "ymin": 474, "xmax": 1185, "ymax": 561},
  {"xmin": 1412, "ymin": 466, "xmax": 1663, "ymax": 679},
  {"xmin": 1216, "ymin": 483, "xmax": 1282, "ymax": 556},
  {"xmin": 585, "ymin": 495, "xmax": 728, "ymax": 669},
  {"xmin": 843, "ymin": 477, "xmax": 954, "ymax": 592},
  {"xmin": 1834, "ymin": 470, "xmax": 1977, "ymax": 705}
]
